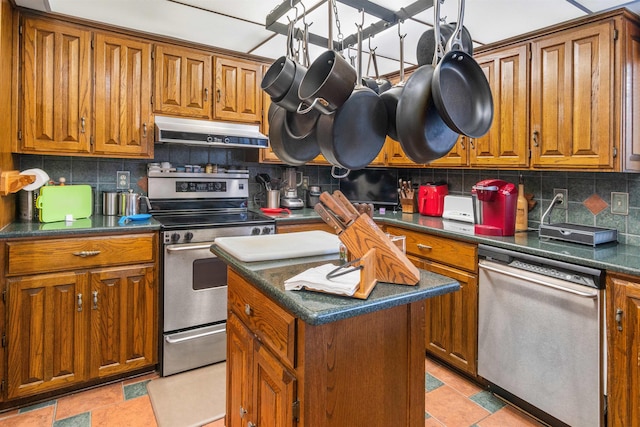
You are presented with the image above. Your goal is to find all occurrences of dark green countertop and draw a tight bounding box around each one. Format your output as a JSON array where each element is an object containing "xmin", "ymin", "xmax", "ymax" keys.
[
  {"xmin": 211, "ymin": 245, "xmax": 460, "ymax": 326},
  {"xmin": 0, "ymin": 215, "xmax": 161, "ymax": 238},
  {"xmin": 271, "ymin": 208, "xmax": 640, "ymax": 277}
]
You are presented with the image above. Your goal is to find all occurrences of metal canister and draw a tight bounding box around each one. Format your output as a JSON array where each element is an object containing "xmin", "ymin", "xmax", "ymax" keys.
[
  {"xmin": 18, "ymin": 189, "xmax": 40, "ymax": 221},
  {"xmin": 102, "ymin": 192, "xmax": 119, "ymax": 215}
]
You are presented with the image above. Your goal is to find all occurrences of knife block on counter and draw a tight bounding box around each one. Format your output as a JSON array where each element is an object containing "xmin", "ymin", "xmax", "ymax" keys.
[{"xmin": 339, "ymin": 213, "xmax": 420, "ymax": 286}]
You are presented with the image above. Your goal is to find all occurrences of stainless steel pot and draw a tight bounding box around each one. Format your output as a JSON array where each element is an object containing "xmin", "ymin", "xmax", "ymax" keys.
[{"xmin": 102, "ymin": 191, "xmax": 119, "ymax": 216}]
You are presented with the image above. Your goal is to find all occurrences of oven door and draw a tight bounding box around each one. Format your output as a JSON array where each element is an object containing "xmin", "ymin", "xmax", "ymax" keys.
[{"xmin": 163, "ymin": 242, "xmax": 227, "ymax": 332}]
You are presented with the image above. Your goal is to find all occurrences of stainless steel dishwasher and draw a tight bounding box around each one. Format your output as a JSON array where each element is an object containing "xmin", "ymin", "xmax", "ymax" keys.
[{"xmin": 477, "ymin": 245, "xmax": 605, "ymax": 427}]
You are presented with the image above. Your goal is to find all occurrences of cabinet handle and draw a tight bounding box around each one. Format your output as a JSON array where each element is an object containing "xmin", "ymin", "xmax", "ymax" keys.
[
  {"xmin": 204, "ymin": 88, "xmax": 209, "ymax": 102},
  {"xmin": 217, "ymin": 89, "xmax": 221, "ymax": 103},
  {"xmin": 72, "ymin": 250, "xmax": 101, "ymax": 257},
  {"xmin": 469, "ymin": 138, "xmax": 474, "ymax": 150},
  {"xmin": 92, "ymin": 291, "xmax": 98, "ymax": 310},
  {"xmin": 417, "ymin": 243, "xmax": 432, "ymax": 251},
  {"xmin": 81, "ymin": 117, "xmax": 86, "ymax": 134},
  {"xmin": 142, "ymin": 123, "xmax": 147, "ymax": 138},
  {"xmin": 460, "ymin": 137, "xmax": 465, "ymax": 150},
  {"xmin": 244, "ymin": 303, "xmax": 252, "ymax": 316},
  {"xmin": 248, "ymin": 422, "xmax": 256, "ymax": 427},
  {"xmin": 239, "ymin": 406, "xmax": 247, "ymax": 418},
  {"xmin": 77, "ymin": 293, "xmax": 83, "ymax": 312},
  {"xmin": 616, "ymin": 308, "xmax": 623, "ymax": 331},
  {"xmin": 532, "ymin": 130, "xmax": 540, "ymax": 147}
]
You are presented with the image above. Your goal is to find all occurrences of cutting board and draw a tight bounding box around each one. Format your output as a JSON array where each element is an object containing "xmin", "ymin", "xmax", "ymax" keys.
[
  {"xmin": 36, "ymin": 185, "xmax": 93, "ymax": 222},
  {"xmin": 215, "ymin": 230, "xmax": 340, "ymax": 262}
]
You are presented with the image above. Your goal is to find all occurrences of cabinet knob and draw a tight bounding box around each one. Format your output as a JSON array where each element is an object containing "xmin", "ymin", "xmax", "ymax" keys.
[
  {"xmin": 247, "ymin": 422, "xmax": 256, "ymax": 427},
  {"xmin": 244, "ymin": 304, "xmax": 252, "ymax": 316},
  {"xmin": 239, "ymin": 406, "xmax": 247, "ymax": 418}
]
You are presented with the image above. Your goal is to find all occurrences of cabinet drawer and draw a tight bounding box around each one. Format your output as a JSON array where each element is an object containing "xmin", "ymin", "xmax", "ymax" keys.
[
  {"xmin": 228, "ymin": 269, "xmax": 296, "ymax": 368},
  {"xmin": 386, "ymin": 226, "xmax": 477, "ymax": 273},
  {"xmin": 7, "ymin": 233, "xmax": 156, "ymax": 276}
]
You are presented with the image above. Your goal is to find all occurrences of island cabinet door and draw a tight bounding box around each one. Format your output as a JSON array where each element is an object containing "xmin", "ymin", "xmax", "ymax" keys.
[
  {"xmin": 7, "ymin": 272, "xmax": 88, "ymax": 399},
  {"xmin": 227, "ymin": 312, "xmax": 254, "ymax": 427}
]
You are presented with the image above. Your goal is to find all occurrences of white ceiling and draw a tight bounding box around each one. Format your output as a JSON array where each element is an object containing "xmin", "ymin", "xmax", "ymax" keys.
[{"xmin": 13, "ymin": 0, "xmax": 640, "ymax": 75}]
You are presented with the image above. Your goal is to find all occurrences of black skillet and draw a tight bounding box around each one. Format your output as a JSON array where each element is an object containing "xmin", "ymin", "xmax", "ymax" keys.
[
  {"xmin": 416, "ymin": 22, "xmax": 473, "ymax": 67},
  {"xmin": 395, "ymin": 0, "xmax": 459, "ymax": 163},
  {"xmin": 431, "ymin": 0, "xmax": 493, "ymax": 138},
  {"xmin": 316, "ymin": 17, "xmax": 387, "ymax": 171},
  {"xmin": 268, "ymin": 104, "xmax": 320, "ymax": 166}
]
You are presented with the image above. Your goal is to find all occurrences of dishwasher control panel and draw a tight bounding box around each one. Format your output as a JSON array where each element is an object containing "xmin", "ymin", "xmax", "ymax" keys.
[{"xmin": 508, "ymin": 259, "xmax": 597, "ymax": 288}]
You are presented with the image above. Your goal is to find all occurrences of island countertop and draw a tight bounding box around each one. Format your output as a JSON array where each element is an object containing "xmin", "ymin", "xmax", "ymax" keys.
[{"xmin": 211, "ymin": 242, "xmax": 460, "ymax": 326}]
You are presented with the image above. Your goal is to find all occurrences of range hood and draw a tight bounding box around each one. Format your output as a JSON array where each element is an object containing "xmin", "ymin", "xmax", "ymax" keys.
[{"xmin": 154, "ymin": 115, "xmax": 268, "ymax": 148}]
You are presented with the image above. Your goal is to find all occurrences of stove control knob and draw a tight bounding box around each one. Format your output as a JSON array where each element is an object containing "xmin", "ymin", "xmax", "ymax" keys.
[
  {"xmin": 262, "ymin": 227, "xmax": 272, "ymax": 235},
  {"xmin": 184, "ymin": 232, "xmax": 194, "ymax": 242},
  {"xmin": 251, "ymin": 227, "xmax": 261, "ymax": 235},
  {"xmin": 170, "ymin": 233, "xmax": 180, "ymax": 243}
]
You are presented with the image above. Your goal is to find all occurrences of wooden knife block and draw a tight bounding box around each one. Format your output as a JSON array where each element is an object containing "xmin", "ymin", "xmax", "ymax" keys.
[{"xmin": 339, "ymin": 214, "xmax": 420, "ymax": 285}]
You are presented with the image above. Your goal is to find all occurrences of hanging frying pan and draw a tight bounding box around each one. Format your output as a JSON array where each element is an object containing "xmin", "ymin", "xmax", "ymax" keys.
[
  {"xmin": 268, "ymin": 104, "xmax": 320, "ymax": 166},
  {"xmin": 380, "ymin": 21, "xmax": 406, "ymax": 141},
  {"xmin": 395, "ymin": 0, "xmax": 459, "ymax": 163},
  {"xmin": 431, "ymin": 0, "xmax": 493, "ymax": 138},
  {"xmin": 316, "ymin": 12, "xmax": 388, "ymax": 171}
]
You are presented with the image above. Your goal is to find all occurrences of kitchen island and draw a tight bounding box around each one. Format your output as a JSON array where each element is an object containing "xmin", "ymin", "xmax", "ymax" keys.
[{"xmin": 211, "ymin": 242, "xmax": 460, "ymax": 427}]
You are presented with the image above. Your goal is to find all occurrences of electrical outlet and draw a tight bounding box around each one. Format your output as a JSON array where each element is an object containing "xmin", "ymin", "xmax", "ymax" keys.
[
  {"xmin": 117, "ymin": 171, "xmax": 130, "ymax": 190},
  {"xmin": 302, "ymin": 176, "xmax": 309, "ymax": 190},
  {"xmin": 553, "ymin": 188, "xmax": 567, "ymax": 209}
]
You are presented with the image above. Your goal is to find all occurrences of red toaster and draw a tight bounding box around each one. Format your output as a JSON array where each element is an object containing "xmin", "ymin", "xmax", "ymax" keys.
[{"xmin": 418, "ymin": 182, "xmax": 449, "ymax": 216}]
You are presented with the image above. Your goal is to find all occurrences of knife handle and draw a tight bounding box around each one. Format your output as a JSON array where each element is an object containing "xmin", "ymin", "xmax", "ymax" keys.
[
  {"xmin": 332, "ymin": 190, "xmax": 360, "ymax": 218},
  {"xmin": 319, "ymin": 192, "xmax": 353, "ymax": 225},
  {"xmin": 314, "ymin": 203, "xmax": 345, "ymax": 235}
]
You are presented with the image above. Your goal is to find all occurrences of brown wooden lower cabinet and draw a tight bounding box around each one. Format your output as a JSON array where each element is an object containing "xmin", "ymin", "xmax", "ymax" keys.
[
  {"xmin": 386, "ymin": 226, "xmax": 479, "ymax": 377},
  {"xmin": 226, "ymin": 268, "xmax": 425, "ymax": 426},
  {"xmin": 607, "ymin": 272, "xmax": 640, "ymax": 426},
  {"xmin": 4, "ymin": 233, "xmax": 158, "ymax": 401}
]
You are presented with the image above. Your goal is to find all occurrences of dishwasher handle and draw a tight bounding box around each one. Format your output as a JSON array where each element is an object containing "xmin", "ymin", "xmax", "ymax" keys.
[{"xmin": 479, "ymin": 260, "xmax": 598, "ymax": 299}]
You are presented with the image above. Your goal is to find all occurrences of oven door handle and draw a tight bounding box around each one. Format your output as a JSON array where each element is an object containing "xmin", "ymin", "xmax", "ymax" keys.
[
  {"xmin": 166, "ymin": 244, "xmax": 214, "ymax": 252},
  {"xmin": 165, "ymin": 327, "xmax": 226, "ymax": 344},
  {"xmin": 479, "ymin": 260, "xmax": 598, "ymax": 298}
]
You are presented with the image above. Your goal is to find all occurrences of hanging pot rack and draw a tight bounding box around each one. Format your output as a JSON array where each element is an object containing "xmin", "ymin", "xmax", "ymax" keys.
[{"xmin": 266, "ymin": 0, "xmax": 435, "ymax": 51}]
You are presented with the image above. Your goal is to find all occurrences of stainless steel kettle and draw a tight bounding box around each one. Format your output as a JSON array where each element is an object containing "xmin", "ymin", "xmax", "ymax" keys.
[{"xmin": 118, "ymin": 190, "xmax": 151, "ymax": 216}]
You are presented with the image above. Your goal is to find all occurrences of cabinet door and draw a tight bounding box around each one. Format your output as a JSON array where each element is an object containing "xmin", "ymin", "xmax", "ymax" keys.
[
  {"xmin": 530, "ymin": 21, "xmax": 614, "ymax": 169},
  {"xmin": 607, "ymin": 274, "xmax": 640, "ymax": 426},
  {"xmin": 154, "ymin": 44, "xmax": 212, "ymax": 119},
  {"xmin": 94, "ymin": 33, "xmax": 153, "ymax": 158},
  {"xmin": 227, "ymin": 312, "xmax": 254, "ymax": 427},
  {"xmin": 89, "ymin": 265, "xmax": 156, "ymax": 378},
  {"xmin": 472, "ymin": 44, "xmax": 529, "ymax": 168},
  {"xmin": 7, "ymin": 272, "xmax": 88, "ymax": 399},
  {"xmin": 428, "ymin": 135, "xmax": 469, "ymax": 167},
  {"xmin": 21, "ymin": 17, "xmax": 92, "ymax": 154},
  {"xmin": 423, "ymin": 261, "xmax": 478, "ymax": 376},
  {"xmin": 215, "ymin": 56, "xmax": 262, "ymax": 123},
  {"xmin": 253, "ymin": 339, "xmax": 297, "ymax": 427}
]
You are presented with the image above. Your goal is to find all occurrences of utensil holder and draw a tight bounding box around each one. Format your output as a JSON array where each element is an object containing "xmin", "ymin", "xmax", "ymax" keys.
[{"xmin": 400, "ymin": 196, "xmax": 417, "ymax": 213}]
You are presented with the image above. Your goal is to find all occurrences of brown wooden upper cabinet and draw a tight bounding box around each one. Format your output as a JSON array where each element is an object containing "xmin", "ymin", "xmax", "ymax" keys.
[
  {"xmin": 153, "ymin": 44, "xmax": 213, "ymax": 119},
  {"xmin": 20, "ymin": 16, "xmax": 92, "ymax": 155},
  {"xmin": 94, "ymin": 33, "xmax": 153, "ymax": 158},
  {"xmin": 530, "ymin": 20, "xmax": 614, "ymax": 169},
  {"xmin": 214, "ymin": 56, "xmax": 262, "ymax": 123},
  {"xmin": 20, "ymin": 16, "xmax": 154, "ymax": 159}
]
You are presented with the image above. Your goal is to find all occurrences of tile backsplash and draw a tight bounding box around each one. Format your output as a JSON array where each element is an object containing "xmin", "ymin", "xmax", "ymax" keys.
[{"xmin": 18, "ymin": 146, "xmax": 640, "ymax": 245}]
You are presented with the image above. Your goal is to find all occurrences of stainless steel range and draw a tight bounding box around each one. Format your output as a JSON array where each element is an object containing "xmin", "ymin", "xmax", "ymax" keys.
[{"xmin": 148, "ymin": 170, "xmax": 275, "ymax": 376}]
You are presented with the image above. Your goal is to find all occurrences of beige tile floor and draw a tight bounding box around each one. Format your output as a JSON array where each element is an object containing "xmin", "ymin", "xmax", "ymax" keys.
[{"xmin": 0, "ymin": 356, "xmax": 544, "ymax": 427}]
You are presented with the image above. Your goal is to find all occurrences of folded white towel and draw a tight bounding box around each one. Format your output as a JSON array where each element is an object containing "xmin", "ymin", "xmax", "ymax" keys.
[{"xmin": 284, "ymin": 263, "xmax": 360, "ymax": 296}]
